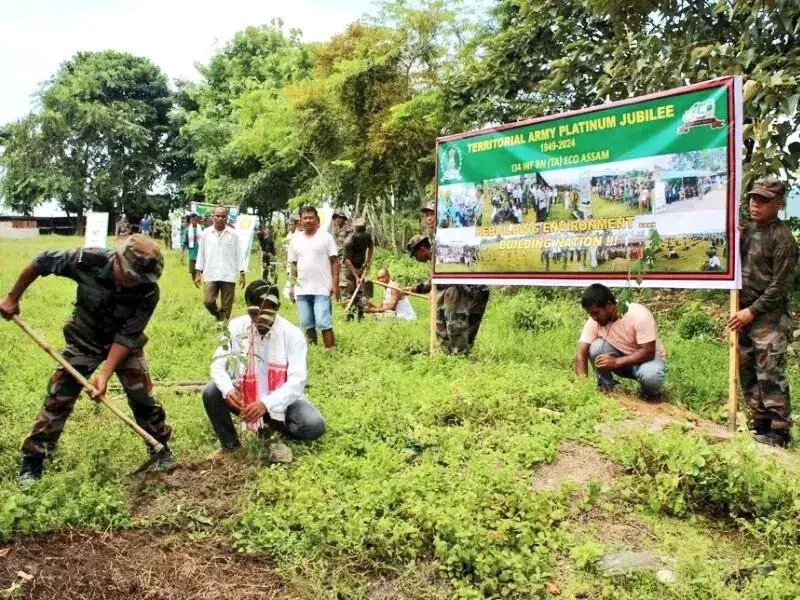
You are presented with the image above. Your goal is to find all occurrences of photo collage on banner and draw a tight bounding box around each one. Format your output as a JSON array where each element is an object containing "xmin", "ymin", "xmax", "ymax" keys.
[{"xmin": 433, "ymin": 77, "xmax": 743, "ymax": 289}]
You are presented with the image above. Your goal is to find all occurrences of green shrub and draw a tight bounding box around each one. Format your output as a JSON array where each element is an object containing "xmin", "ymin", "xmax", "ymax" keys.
[
  {"xmin": 508, "ymin": 294, "xmax": 568, "ymax": 333},
  {"xmin": 678, "ymin": 310, "xmax": 717, "ymax": 340}
]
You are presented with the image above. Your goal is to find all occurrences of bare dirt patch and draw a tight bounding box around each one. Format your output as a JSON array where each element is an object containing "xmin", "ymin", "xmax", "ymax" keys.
[
  {"xmin": 606, "ymin": 392, "xmax": 733, "ymax": 443},
  {"xmin": 128, "ymin": 457, "xmax": 260, "ymax": 523},
  {"xmin": 0, "ymin": 530, "xmax": 282, "ymax": 600},
  {"xmin": 533, "ymin": 442, "xmax": 620, "ymax": 492},
  {"xmin": 566, "ymin": 507, "xmax": 657, "ymax": 552}
]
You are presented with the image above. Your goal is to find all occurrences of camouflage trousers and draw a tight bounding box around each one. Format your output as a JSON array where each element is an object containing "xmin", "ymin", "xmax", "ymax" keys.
[
  {"xmin": 341, "ymin": 266, "xmax": 367, "ymax": 320},
  {"xmin": 21, "ymin": 346, "xmax": 172, "ymax": 462},
  {"xmin": 261, "ymin": 252, "xmax": 277, "ymax": 284},
  {"xmin": 739, "ymin": 310, "xmax": 793, "ymax": 432},
  {"xmin": 436, "ymin": 285, "xmax": 490, "ymax": 355}
]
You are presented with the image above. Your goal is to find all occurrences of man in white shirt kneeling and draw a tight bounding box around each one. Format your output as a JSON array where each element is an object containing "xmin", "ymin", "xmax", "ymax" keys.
[{"xmin": 202, "ymin": 279, "xmax": 325, "ymax": 456}]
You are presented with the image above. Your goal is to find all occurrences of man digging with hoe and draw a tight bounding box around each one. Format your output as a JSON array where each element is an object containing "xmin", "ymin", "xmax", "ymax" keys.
[{"xmin": 0, "ymin": 235, "xmax": 175, "ymax": 486}]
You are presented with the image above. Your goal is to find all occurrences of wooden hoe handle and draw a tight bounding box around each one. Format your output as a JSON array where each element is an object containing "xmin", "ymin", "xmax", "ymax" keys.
[{"xmin": 12, "ymin": 315, "xmax": 164, "ymax": 453}]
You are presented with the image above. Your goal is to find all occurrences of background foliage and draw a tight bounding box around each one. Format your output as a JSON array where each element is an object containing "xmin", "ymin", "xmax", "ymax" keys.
[{"xmin": 3, "ymin": 1, "xmax": 798, "ymax": 241}]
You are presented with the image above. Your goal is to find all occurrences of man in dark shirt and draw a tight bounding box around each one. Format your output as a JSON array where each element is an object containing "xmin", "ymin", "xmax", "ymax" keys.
[
  {"xmin": 256, "ymin": 224, "xmax": 277, "ymax": 283},
  {"xmin": 0, "ymin": 235, "xmax": 174, "ymax": 484},
  {"xmin": 341, "ymin": 218, "xmax": 373, "ymax": 320},
  {"xmin": 728, "ymin": 176, "xmax": 798, "ymax": 447}
]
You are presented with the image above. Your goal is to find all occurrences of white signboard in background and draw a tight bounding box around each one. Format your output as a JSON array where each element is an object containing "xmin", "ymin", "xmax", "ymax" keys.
[
  {"xmin": 234, "ymin": 213, "xmax": 257, "ymax": 273},
  {"xmin": 85, "ymin": 212, "xmax": 109, "ymax": 248},
  {"xmin": 169, "ymin": 210, "xmax": 184, "ymax": 250}
]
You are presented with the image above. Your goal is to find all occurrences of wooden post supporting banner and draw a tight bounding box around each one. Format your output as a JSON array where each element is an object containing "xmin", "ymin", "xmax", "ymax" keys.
[
  {"xmin": 728, "ymin": 289, "xmax": 740, "ymax": 432},
  {"xmin": 429, "ymin": 283, "xmax": 437, "ymax": 358}
]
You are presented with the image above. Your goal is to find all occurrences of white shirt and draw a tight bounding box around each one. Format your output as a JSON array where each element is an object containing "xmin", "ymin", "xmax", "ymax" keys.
[
  {"xmin": 196, "ymin": 225, "xmax": 244, "ymax": 283},
  {"xmin": 210, "ymin": 315, "xmax": 307, "ymax": 422},
  {"xmin": 383, "ymin": 282, "xmax": 416, "ymax": 321},
  {"xmin": 288, "ymin": 228, "xmax": 338, "ymax": 296}
]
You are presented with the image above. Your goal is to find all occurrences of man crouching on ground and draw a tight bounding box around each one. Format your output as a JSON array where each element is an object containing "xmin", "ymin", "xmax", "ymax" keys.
[
  {"xmin": 202, "ymin": 280, "xmax": 325, "ymax": 459},
  {"xmin": 574, "ymin": 283, "xmax": 666, "ymax": 399}
]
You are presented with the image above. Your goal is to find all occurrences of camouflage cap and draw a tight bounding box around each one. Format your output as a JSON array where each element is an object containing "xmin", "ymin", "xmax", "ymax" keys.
[
  {"xmin": 406, "ymin": 234, "xmax": 430, "ymax": 257},
  {"xmin": 332, "ymin": 210, "xmax": 348, "ymax": 219},
  {"xmin": 420, "ymin": 202, "xmax": 435, "ymax": 213},
  {"xmin": 748, "ymin": 175, "xmax": 786, "ymax": 200},
  {"xmin": 116, "ymin": 234, "xmax": 164, "ymax": 283},
  {"xmin": 288, "ymin": 214, "xmax": 300, "ymax": 223}
]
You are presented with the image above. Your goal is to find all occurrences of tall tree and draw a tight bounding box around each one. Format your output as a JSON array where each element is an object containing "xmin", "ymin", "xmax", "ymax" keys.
[
  {"xmin": 180, "ymin": 21, "xmax": 315, "ymax": 211},
  {"xmin": 0, "ymin": 50, "xmax": 172, "ymax": 230},
  {"xmin": 448, "ymin": 0, "xmax": 800, "ymax": 188}
]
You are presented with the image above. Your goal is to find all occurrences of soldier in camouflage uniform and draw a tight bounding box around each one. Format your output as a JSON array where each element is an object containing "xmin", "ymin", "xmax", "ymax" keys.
[
  {"xmin": 341, "ymin": 218, "xmax": 374, "ymax": 320},
  {"xmin": 331, "ymin": 210, "xmax": 352, "ymax": 261},
  {"xmin": 728, "ymin": 176, "xmax": 798, "ymax": 447},
  {"xmin": 420, "ymin": 203, "xmax": 436, "ymax": 238},
  {"xmin": 407, "ymin": 235, "xmax": 490, "ymax": 355},
  {"xmin": 0, "ymin": 235, "xmax": 174, "ymax": 485}
]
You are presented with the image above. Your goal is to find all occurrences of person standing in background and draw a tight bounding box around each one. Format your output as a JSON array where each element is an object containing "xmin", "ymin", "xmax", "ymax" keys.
[
  {"xmin": 195, "ymin": 206, "xmax": 246, "ymax": 322},
  {"xmin": 181, "ymin": 213, "xmax": 203, "ymax": 281}
]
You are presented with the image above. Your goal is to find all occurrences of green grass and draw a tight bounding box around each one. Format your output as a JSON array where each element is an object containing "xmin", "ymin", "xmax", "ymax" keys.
[
  {"xmin": 0, "ymin": 236, "xmax": 799, "ymax": 598},
  {"xmin": 653, "ymin": 240, "xmax": 728, "ymax": 272},
  {"xmin": 590, "ymin": 194, "xmax": 651, "ymax": 219}
]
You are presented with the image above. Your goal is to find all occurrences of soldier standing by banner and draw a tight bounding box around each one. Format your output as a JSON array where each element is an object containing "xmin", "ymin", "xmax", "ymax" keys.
[
  {"xmin": 406, "ymin": 235, "xmax": 489, "ymax": 355},
  {"xmin": 0, "ymin": 235, "xmax": 174, "ymax": 485},
  {"xmin": 420, "ymin": 203, "xmax": 436, "ymax": 237},
  {"xmin": 728, "ymin": 176, "xmax": 797, "ymax": 447}
]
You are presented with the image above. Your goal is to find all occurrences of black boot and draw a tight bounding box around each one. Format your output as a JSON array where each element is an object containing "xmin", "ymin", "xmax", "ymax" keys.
[
  {"xmin": 147, "ymin": 445, "xmax": 176, "ymax": 472},
  {"xmin": 19, "ymin": 456, "xmax": 44, "ymax": 487},
  {"xmin": 753, "ymin": 431, "xmax": 789, "ymax": 448},
  {"xmin": 748, "ymin": 419, "xmax": 771, "ymax": 435}
]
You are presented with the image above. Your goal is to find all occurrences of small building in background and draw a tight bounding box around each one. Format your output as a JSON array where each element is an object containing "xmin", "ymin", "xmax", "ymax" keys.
[{"xmin": 0, "ymin": 200, "xmax": 75, "ymax": 238}]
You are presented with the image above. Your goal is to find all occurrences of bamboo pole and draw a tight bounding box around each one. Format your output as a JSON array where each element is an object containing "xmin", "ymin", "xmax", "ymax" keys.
[
  {"xmin": 369, "ymin": 279, "xmax": 429, "ymax": 300},
  {"xmin": 429, "ymin": 283, "xmax": 437, "ymax": 358},
  {"xmin": 728, "ymin": 289, "xmax": 740, "ymax": 432},
  {"xmin": 12, "ymin": 315, "xmax": 165, "ymax": 452}
]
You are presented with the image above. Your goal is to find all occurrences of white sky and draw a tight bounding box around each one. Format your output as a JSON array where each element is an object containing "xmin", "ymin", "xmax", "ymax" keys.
[{"xmin": 0, "ymin": 0, "xmax": 375, "ymax": 125}]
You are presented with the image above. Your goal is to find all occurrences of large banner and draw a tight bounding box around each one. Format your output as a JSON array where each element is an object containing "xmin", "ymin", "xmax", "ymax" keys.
[{"xmin": 433, "ymin": 77, "xmax": 743, "ymax": 289}]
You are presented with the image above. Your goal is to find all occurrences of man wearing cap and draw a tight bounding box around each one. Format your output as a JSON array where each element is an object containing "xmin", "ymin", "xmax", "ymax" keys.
[
  {"xmin": 728, "ymin": 175, "xmax": 798, "ymax": 447},
  {"xmin": 406, "ymin": 235, "xmax": 490, "ymax": 355},
  {"xmin": 195, "ymin": 206, "xmax": 246, "ymax": 322},
  {"xmin": 341, "ymin": 217, "xmax": 373, "ymax": 320},
  {"xmin": 202, "ymin": 280, "xmax": 325, "ymax": 457},
  {"xmin": 331, "ymin": 210, "xmax": 352, "ymax": 262},
  {"xmin": 0, "ymin": 235, "xmax": 175, "ymax": 485},
  {"xmin": 420, "ymin": 203, "xmax": 436, "ymax": 237}
]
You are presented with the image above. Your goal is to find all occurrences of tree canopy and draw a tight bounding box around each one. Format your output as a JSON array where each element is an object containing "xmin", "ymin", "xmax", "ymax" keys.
[
  {"xmin": 2, "ymin": 1, "xmax": 798, "ymax": 235},
  {"xmin": 0, "ymin": 51, "xmax": 172, "ymax": 226}
]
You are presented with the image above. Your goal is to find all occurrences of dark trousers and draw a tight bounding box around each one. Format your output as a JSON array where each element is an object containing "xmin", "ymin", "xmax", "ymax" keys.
[
  {"xmin": 201, "ymin": 382, "xmax": 325, "ymax": 449},
  {"xmin": 22, "ymin": 347, "xmax": 171, "ymax": 462},
  {"xmin": 203, "ymin": 281, "xmax": 236, "ymax": 321}
]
